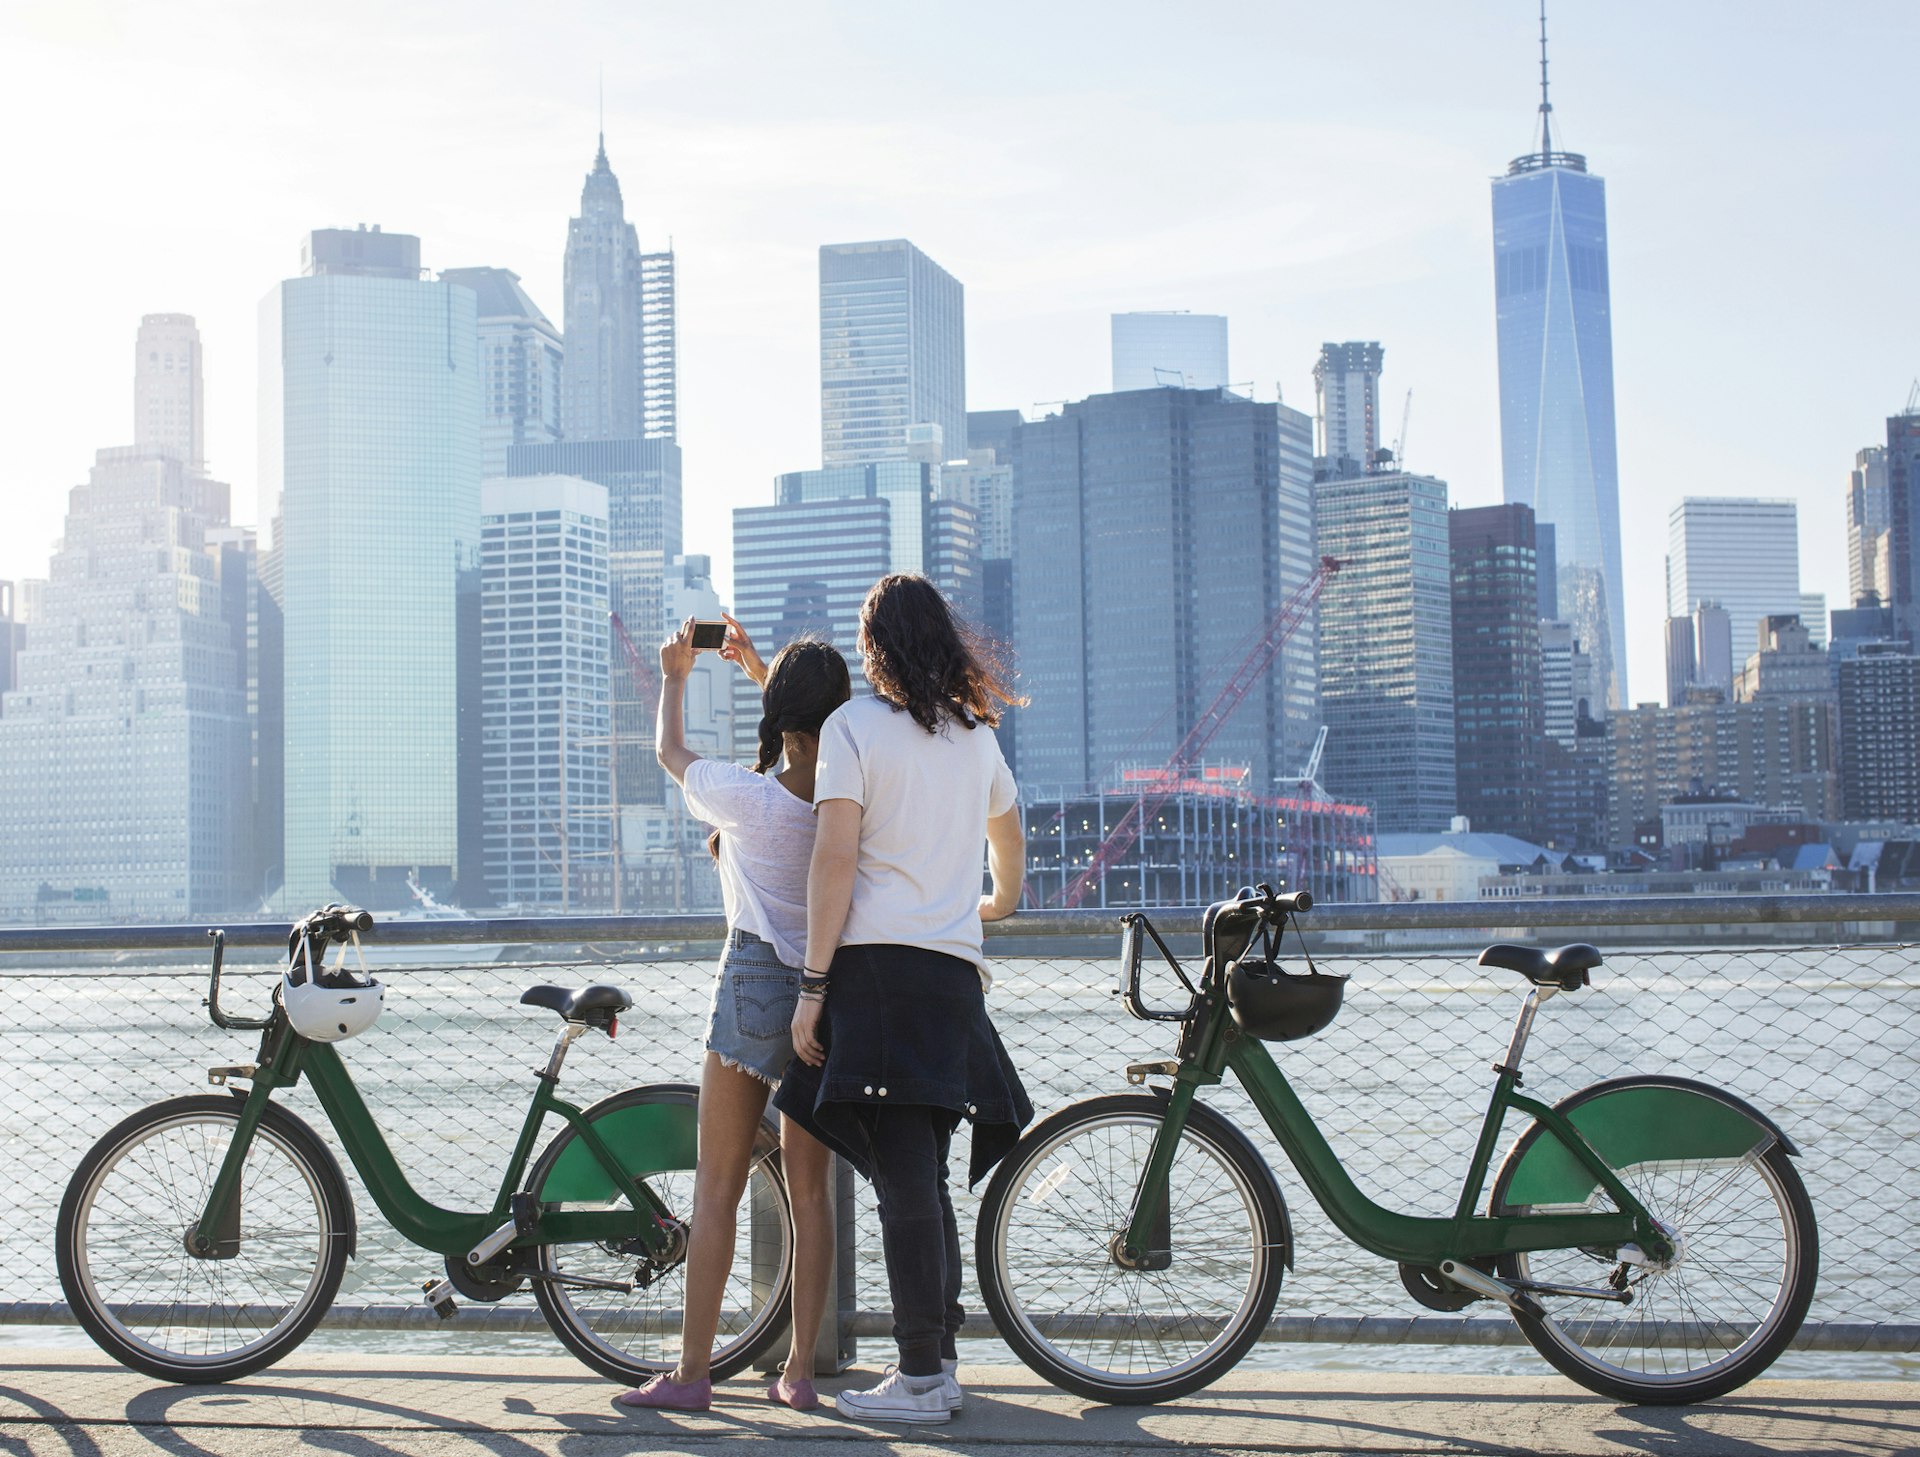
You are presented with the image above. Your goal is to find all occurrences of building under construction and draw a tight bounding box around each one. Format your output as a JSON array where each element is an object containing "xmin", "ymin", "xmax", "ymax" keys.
[{"xmin": 1022, "ymin": 765, "xmax": 1377, "ymax": 909}]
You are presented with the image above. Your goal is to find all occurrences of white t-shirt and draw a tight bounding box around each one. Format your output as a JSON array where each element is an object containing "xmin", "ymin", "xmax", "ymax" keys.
[
  {"xmin": 812, "ymin": 694, "xmax": 1019, "ymax": 984},
  {"xmin": 680, "ymin": 758, "xmax": 817, "ymax": 970}
]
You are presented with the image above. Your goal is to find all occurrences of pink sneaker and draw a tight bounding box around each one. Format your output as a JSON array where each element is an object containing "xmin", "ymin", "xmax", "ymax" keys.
[
  {"xmin": 767, "ymin": 1374, "xmax": 819, "ymax": 1410},
  {"xmin": 616, "ymin": 1373, "xmax": 711, "ymax": 1411}
]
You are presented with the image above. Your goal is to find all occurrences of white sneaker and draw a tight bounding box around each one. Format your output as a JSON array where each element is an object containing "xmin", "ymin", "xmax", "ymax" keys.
[
  {"xmin": 835, "ymin": 1367, "xmax": 951, "ymax": 1425},
  {"xmin": 942, "ymin": 1357, "xmax": 963, "ymax": 1411}
]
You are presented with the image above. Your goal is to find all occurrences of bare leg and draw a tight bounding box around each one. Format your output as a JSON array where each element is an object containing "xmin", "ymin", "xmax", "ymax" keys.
[
  {"xmin": 671, "ymin": 1051, "xmax": 772, "ymax": 1383},
  {"xmin": 780, "ymin": 1115, "xmax": 834, "ymax": 1380}
]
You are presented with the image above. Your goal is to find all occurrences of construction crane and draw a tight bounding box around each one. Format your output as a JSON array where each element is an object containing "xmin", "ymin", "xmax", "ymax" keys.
[
  {"xmin": 1296, "ymin": 725, "xmax": 1329, "ymax": 800},
  {"xmin": 1391, "ymin": 388, "xmax": 1413, "ymax": 471},
  {"xmin": 1055, "ymin": 555, "xmax": 1343, "ymax": 909}
]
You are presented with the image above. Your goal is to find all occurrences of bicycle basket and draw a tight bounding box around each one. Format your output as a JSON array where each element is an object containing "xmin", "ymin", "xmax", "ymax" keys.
[{"xmin": 1227, "ymin": 955, "xmax": 1347, "ymax": 1042}]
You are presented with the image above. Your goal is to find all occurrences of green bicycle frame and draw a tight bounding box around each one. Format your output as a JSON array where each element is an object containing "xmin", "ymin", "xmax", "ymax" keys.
[
  {"xmin": 1121, "ymin": 987, "xmax": 1665, "ymax": 1269},
  {"xmin": 188, "ymin": 1020, "xmax": 673, "ymax": 1262}
]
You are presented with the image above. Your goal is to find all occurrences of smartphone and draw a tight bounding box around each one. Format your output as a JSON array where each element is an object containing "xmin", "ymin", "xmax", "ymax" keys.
[{"xmin": 690, "ymin": 621, "xmax": 728, "ymax": 650}]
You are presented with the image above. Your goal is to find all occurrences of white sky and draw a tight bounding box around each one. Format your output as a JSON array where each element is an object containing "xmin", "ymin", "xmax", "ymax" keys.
[{"xmin": 3, "ymin": 0, "xmax": 1915, "ymax": 702}]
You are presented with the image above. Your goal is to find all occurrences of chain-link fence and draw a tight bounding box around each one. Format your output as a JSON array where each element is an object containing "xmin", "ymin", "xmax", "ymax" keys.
[{"xmin": 1, "ymin": 901, "xmax": 1915, "ymax": 1378}]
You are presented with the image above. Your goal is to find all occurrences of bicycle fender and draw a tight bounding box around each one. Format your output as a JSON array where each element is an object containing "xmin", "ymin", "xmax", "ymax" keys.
[
  {"xmin": 1497, "ymin": 1075, "xmax": 1795, "ymax": 1211},
  {"xmin": 532, "ymin": 1083, "xmax": 700, "ymax": 1205}
]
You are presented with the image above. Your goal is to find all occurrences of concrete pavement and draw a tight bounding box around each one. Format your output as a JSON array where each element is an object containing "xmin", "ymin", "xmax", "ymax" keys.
[{"xmin": 0, "ymin": 1349, "xmax": 1913, "ymax": 1456}]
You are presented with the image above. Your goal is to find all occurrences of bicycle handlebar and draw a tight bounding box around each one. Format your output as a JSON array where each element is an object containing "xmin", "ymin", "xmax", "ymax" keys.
[
  {"xmin": 1117, "ymin": 886, "xmax": 1313, "ymax": 1024},
  {"xmin": 204, "ymin": 905, "xmax": 377, "ymax": 1033},
  {"xmin": 205, "ymin": 930, "xmax": 273, "ymax": 1032}
]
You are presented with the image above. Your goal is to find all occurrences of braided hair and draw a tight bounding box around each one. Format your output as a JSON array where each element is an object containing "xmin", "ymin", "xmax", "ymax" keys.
[{"xmin": 708, "ymin": 636, "xmax": 851, "ymax": 859}]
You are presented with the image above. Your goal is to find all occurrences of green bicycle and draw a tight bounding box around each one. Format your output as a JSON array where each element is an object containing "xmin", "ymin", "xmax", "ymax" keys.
[
  {"xmin": 976, "ymin": 886, "xmax": 1818, "ymax": 1406},
  {"xmin": 55, "ymin": 906, "xmax": 795, "ymax": 1384}
]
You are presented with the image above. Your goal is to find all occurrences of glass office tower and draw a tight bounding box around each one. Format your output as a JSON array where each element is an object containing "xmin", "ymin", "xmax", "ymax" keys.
[
  {"xmin": 261, "ymin": 228, "xmax": 483, "ymax": 909},
  {"xmin": 1492, "ymin": 57, "xmax": 1626, "ymax": 709},
  {"xmin": 820, "ymin": 240, "xmax": 965, "ymax": 466}
]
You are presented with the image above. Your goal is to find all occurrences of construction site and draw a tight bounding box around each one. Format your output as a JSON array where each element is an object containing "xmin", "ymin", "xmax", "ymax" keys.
[
  {"xmin": 1019, "ymin": 556, "xmax": 1378, "ymax": 910},
  {"xmin": 1021, "ymin": 765, "xmax": 1377, "ymax": 909}
]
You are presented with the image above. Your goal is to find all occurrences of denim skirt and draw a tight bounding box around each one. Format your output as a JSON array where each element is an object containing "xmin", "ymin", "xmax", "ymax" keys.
[{"xmin": 705, "ymin": 928, "xmax": 801, "ymax": 1085}]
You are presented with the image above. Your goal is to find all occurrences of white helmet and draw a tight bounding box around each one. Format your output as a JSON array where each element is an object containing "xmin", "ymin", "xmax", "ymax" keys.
[{"xmin": 283, "ymin": 906, "xmax": 385, "ymax": 1043}]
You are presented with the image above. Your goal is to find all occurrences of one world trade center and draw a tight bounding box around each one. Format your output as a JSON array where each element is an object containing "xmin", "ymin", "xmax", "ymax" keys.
[{"xmin": 1492, "ymin": 6, "xmax": 1626, "ymax": 708}]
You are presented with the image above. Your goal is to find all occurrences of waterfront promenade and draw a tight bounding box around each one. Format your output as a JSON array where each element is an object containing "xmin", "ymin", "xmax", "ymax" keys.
[{"xmin": 0, "ymin": 1350, "xmax": 1911, "ymax": 1457}]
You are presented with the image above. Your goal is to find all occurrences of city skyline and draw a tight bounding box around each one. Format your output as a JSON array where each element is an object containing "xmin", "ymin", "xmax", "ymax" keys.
[{"xmin": 4, "ymin": 2, "xmax": 1917, "ymax": 703}]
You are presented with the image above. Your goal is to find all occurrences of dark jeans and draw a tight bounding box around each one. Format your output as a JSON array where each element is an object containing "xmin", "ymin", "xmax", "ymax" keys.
[{"xmin": 857, "ymin": 1103, "xmax": 963, "ymax": 1377}]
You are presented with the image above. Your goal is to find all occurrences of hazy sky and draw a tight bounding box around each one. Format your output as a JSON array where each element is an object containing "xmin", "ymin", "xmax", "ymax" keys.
[{"xmin": 4, "ymin": 0, "xmax": 1915, "ymax": 701}]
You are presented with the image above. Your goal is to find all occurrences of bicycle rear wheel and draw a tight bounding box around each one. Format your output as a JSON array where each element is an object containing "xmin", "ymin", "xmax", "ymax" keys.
[
  {"xmin": 976, "ymin": 1093, "xmax": 1288, "ymax": 1405},
  {"xmin": 56, "ymin": 1095, "xmax": 353, "ymax": 1383},
  {"xmin": 527, "ymin": 1084, "xmax": 793, "ymax": 1383},
  {"xmin": 1490, "ymin": 1078, "xmax": 1818, "ymax": 1404}
]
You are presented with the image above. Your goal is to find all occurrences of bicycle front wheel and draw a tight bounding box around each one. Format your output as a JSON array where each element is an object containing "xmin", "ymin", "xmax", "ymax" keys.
[
  {"xmin": 527, "ymin": 1084, "xmax": 793, "ymax": 1383},
  {"xmin": 1490, "ymin": 1078, "xmax": 1818, "ymax": 1404},
  {"xmin": 56, "ymin": 1095, "xmax": 353, "ymax": 1383},
  {"xmin": 976, "ymin": 1093, "xmax": 1287, "ymax": 1405}
]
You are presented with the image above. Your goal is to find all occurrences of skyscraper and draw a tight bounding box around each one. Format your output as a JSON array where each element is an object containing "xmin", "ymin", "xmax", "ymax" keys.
[
  {"xmin": 820, "ymin": 240, "xmax": 965, "ymax": 466},
  {"xmin": 1491, "ymin": 12, "xmax": 1626, "ymax": 708},
  {"xmin": 1111, "ymin": 312, "xmax": 1228, "ymax": 392},
  {"xmin": 134, "ymin": 314, "xmax": 204, "ymax": 472},
  {"xmin": 562, "ymin": 138, "xmax": 643, "ymax": 442},
  {"xmin": 441, "ymin": 268, "xmax": 563, "ymax": 479},
  {"xmin": 1848, "ymin": 445, "xmax": 1891, "ymax": 607},
  {"xmin": 0, "ymin": 450, "xmax": 248, "ymax": 921},
  {"xmin": 1839, "ymin": 644, "xmax": 1920, "ymax": 821},
  {"xmin": 480, "ymin": 475, "xmax": 611, "ymax": 909},
  {"xmin": 1450, "ymin": 503, "xmax": 1544, "ymax": 840},
  {"xmin": 1010, "ymin": 388, "xmax": 1305, "ymax": 793},
  {"xmin": 1886, "ymin": 405, "xmax": 1920, "ymax": 645},
  {"xmin": 508, "ymin": 436, "xmax": 682, "ymax": 808},
  {"xmin": 0, "ymin": 318, "xmax": 245, "ymax": 919},
  {"xmin": 1312, "ymin": 341, "xmax": 1383, "ymax": 473},
  {"xmin": 731, "ymin": 460, "xmax": 980, "ymax": 751},
  {"xmin": 1314, "ymin": 467, "xmax": 1457, "ymax": 832},
  {"xmin": 1665, "ymin": 498, "xmax": 1802, "ymax": 674},
  {"xmin": 1664, "ymin": 615, "xmax": 1696, "ymax": 709},
  {"xmin": 261, "ymin": 226, "xmax": 483, "ymax": 909},
  {"xmin": 0, "ymin": 581, "xmax": 21, "ymax": 698}
]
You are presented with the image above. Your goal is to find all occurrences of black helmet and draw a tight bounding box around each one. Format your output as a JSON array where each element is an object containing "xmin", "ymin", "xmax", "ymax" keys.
[{"xmin": 1227, "ymin": 956, "xmax": 1348, "ymax": 1042}]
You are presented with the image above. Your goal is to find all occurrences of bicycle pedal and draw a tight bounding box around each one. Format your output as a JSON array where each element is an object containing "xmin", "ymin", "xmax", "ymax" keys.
[
  {"xmin": 422, "ymin": 1278, "xmax": 458, "ymax": 1320},
  {"xmin": 1125, "ymin": 1060, "xmax": 1180, "ymax": 1086},
  {"xmin": 207, "ymin": 1064, "xmax": 257, "ymax": 1087}
]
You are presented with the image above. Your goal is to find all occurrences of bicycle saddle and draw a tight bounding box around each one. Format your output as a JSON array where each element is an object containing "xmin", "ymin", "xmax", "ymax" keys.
[
  {"xmin": 1476, "ymin": 943, "xmax": 1601, "ymax": 991},
  {"xmin": 520, "ymin": 984, "xmax": 634, "ymax": 1022}
]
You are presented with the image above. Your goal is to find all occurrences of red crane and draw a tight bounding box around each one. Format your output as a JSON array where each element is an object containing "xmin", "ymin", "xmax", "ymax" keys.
[
  {"xmin": 1054, "ymin": 555, "xmax": 1342, "ymax": 910},
  {"xmin": 609, "ymin": 612, "xmax": 656, "ymax": 698}
]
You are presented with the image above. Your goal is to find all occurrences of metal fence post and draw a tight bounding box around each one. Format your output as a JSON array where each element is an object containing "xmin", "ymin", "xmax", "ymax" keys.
[{"xmin": 757, "ymin": 1150, "xmax": 858, "ymax": 1375}]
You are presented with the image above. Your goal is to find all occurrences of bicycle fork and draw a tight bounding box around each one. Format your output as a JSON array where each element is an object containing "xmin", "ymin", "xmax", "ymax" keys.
[
  {"xmin": 188, "ymin": 1049, "xmax": 299, "ymax": 1261},
  {"xmin": 1116, "ymin": 1079, "xmax": 1201, "ymax": 1272}
]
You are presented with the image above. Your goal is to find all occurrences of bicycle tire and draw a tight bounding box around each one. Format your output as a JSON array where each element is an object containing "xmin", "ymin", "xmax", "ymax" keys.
[
  {"xmin": 1490, "ymin": 1076, "xmax": 1818, "ymax": 1404},
  {"xmin": 526, "ymin": 1083, "xmax": 794, "ymax": 1383},
  {"xmin": 56, "ymin": 1094, "xmax": 354, "ymax": 1384},
  {"xmin": 976, "ymin": 1092, "xmax": 1288, "ymax": 1405}
]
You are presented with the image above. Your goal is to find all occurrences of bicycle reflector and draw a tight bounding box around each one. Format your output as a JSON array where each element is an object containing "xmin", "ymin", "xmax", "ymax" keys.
[{"xmin": 1227, "ymin": 956, "xmax": 1347, "ymax": 1042}]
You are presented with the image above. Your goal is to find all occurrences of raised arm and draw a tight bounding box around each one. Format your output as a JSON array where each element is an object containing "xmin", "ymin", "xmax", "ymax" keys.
[
  {"xmin": 981, "ymin": 806, "xmax": 1025, "ymax": 922},
  {"xmin": 655, "ymin": 618, "xmax": 701, "ymax": 785}
]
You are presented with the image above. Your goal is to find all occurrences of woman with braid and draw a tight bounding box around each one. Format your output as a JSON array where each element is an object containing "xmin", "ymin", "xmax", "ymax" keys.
[{"xmin": 619, "ymin": 616, "xmax": 850, "ymax": 1413}]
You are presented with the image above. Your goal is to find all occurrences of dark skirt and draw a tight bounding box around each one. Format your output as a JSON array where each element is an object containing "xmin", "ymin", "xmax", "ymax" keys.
[{"xmin": 772, "ymin": 944, "xmax": 1034, "ymax": 1188}]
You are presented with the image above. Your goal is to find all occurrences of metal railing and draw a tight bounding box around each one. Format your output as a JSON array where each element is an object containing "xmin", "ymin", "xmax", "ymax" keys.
[{"xmin": 2, "ymin": 894, "xmax": 1916, "ymax": 1364}]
